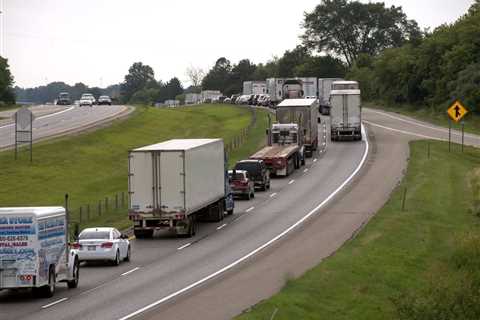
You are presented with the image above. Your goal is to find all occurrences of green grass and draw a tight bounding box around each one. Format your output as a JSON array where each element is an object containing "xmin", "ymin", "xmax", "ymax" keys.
[
  {"xmin": 237, "ymin": 140, "xmax": 480, "ymax": 320},
  {"xmin": 366, "ymin": 102, "xmax": 480, "ymax": 136},
  {"xmin": 0, "ymin": 104, "xmax": 268, "ymax": 231}
]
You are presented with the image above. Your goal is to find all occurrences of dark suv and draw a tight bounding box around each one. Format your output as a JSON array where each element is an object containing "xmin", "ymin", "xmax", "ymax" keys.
[{"xmin": 234, "ymin": 160, "xmax": 270, "ymax": 191}]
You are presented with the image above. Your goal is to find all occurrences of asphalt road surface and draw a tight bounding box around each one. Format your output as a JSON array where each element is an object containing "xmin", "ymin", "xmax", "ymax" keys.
[
  {"xmin": 1, "ymin": 108, "xmax": 477, "ymax": 320},
  {"xmin": 0, "ymin": 105, "xmax": 130, "ymax": 149}
]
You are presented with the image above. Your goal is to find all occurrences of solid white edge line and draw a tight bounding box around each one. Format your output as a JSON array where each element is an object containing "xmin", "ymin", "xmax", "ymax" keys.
[
  {"xmin": 217, "ymin": 223, "xmax": 227, "ymax": 230},
  {"xmin": 0, "ymin": 106, "xmax": 75, "ymax": 129},
  {"xmin": 364, "ymin": 120, "xmax": 443, "ymax": 141},
  {"xmin": 313, "ymin": 158, "xmax": 318, "ymax": 162},
  {"xmin": 245, "ymin": 207, "xmax": 255, "ymax": 213},
  {"xmin": 288, "ymin": 180, "xmax": 295, "ymax": 185},
  {"xmin": 117, "ymin": 123, "xmax": 370, "ymax": 320},
  {"xmin": 367, "ymin": 108, "xmax": 477, "ymax": 138},
  {"xmin": 269, "ymin": 193, "xmax": 277, "ymax": 198},
  {"xmin": 121, "ymin": 267, "xmax": 140, "ymax": 276},
  {"xmin": 41, "ymin": 297, "xmax": 68, "ymax": 309},
  {"xmin": 177, "ymin": 243, "xmax": 191, "ymax": 251}
]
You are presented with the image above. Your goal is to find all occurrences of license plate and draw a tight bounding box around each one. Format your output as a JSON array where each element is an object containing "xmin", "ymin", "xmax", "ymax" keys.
[{"xmin": 88, "ymin": 246, "xmax": 96, "ymax": 251}]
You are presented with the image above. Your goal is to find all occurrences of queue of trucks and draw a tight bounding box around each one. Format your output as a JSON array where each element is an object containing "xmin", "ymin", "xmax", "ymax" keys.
[{"xmin": 1, "ymin": 78, "xmax": 362, "ymax": 298}]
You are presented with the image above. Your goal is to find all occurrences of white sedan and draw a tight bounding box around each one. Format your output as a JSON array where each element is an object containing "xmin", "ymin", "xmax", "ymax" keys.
[{"xmin": 74, "ymin": 227, "xmax": 131, "ymax": 265}]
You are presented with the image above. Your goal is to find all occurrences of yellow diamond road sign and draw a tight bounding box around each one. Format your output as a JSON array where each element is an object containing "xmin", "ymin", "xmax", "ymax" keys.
[{"xmin": 447, "ymin": 101, "xmax": 468, "ymax": 123}]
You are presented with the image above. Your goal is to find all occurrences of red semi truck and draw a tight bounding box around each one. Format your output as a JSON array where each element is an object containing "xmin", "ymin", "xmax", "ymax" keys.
[{"xmin": 250, "ymin": 123, "xmax": 305, "ymax": 177}]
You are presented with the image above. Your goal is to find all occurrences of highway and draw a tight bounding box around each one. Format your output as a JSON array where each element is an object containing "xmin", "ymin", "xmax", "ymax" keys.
[
  {"xmin": 1, "ymin": 108, "xmax": 478, "ymax": 320},
  {"xmin": 0, "ymin": 105, "xmax": 131, "ymax": 150}
]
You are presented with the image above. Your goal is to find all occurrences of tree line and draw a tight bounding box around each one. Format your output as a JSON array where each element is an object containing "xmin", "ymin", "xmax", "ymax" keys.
[
  {"xmin": 0, "ymin": 56, "xmax": 15, "ymax": 105},
  {"xmin": 14, "ymin": 82, "xmax": 120, "ymax": 104},
  {"xmin": 8, "ymin": 0, "xmax": 479, "ymax": 115},
  {"xmin": 349, "ymin": 0, "xmax": 480, "ymax": 113}
]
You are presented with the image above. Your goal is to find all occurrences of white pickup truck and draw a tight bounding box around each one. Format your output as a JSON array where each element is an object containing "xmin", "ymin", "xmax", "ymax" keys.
[{"xmin": 0, "ymin": 207, "xmax": 79, "ymax": 297}]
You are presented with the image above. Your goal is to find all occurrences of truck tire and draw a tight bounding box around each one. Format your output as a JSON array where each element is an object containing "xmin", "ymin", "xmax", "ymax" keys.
[
  {"xmin": 67, "ymin": 258, "xmax": 79, "ymax": 289},
  {"xmin": 216, "ymin": 200, "xmax": 224, "ymax": 222},
  {"xmin": 187, "ymin": 215, "xmax": 197, "ymax": 237},
  {"xmin": 37, "ymin": 267, "xmax": 56, "ymax": 298}
]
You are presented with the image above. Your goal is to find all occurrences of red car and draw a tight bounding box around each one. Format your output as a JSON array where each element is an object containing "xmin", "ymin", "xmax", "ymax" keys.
[{"xmin": 228, "ymin": 170, "xmax": 255, "ymax": 200}]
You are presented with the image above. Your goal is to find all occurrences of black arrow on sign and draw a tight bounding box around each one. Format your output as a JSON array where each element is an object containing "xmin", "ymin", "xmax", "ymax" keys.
[{"xmin": 455, "ymin": 106, "xmax": 461, "ymax": 118}]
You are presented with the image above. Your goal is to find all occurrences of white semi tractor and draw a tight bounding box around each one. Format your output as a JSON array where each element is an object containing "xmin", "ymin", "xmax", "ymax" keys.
[
  {"xmin": 128, "ymin": 139, "xmax": 233, "ymax": 238},
  {"xmin": 0, "ymin": 207, "xmax": 80, "ymax": 297},
  {"xmin": 330, "ymin": 88, "xmax": 362, "ymax": 141}
]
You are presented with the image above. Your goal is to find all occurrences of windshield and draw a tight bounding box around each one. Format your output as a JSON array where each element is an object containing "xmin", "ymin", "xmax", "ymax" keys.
[
  {"xmin": 79, "ymin": 231, "xmax": 110, "ymax": 240},
  {"xmin": 234, "ymin": 162, "xmax": 260, "ymax": 174}
]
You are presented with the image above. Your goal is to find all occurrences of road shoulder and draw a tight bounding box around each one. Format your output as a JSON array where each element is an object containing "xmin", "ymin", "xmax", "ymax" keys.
[{"xmin": 144, "ymin": 124, "xmax": 410, "ymax": 320}]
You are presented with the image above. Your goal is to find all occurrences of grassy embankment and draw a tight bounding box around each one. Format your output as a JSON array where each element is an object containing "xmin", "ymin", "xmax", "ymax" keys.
[
  {"xmin": 366, "ymin": 102, "xmax": 480, "ymax": 135},
  {"xmin": 0, "ymin": 104, "xmax": 268, "ymax": 231},
  {"xmin": 237, "ymin": 140, "xmax": 480, "ymax": 320}
]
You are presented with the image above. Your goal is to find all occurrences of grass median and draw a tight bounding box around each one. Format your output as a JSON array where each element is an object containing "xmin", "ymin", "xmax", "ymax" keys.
[
  {"xmin": 0, "ymin": 104, "xmax": 269, "ymax": 231},
  {"xmin": 237, "ymin": 140, "xmax": 480, "ymax": 320}
]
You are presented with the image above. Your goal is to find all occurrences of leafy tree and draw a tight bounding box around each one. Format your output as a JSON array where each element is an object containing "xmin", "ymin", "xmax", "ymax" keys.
[
  {"xmin": 202, "ymin": 57, "xmax": 232, "ymax": 93},
  {"xmin": 302, "ymin": 0, "xmax": 421, "ymax": 66},
  {"xmin": 277, "ymin": 46, "xmax": 309, "ymax": 77},
  {"xmin": 294, "ymin": 55, "xmax": 347, "ymax": 78},
  {"xmin": 121, "ymin": 62, "xmax": 155, "ymax": 102},
  {"xmin": 0, "ymin": 56, "xmax": 15, "ymax": 104},
  {"xmin": 129, "ymin": 88, "xmax": 158, "ymax": 105}
]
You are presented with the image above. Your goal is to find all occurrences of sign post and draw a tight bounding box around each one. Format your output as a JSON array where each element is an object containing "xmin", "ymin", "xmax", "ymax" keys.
[
  {"xmin": 447, "ymin": 101, "xmax": 469, "ymax": 152},
  {"xmin": 13, "ymin": 106, "xmax": 35, "ymax": 162}
]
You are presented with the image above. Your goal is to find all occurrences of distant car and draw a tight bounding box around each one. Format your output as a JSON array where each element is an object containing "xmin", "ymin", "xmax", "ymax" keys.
[
  {"xmin": 80, "ymin": 93, "xmax": 96, "ymax": 106},
  {"xmin": 234, "ymin": 159, "xmax": 270, "ymax": 191},
  {"xmin": 228, "ymin": 169, "xmax": 255, "ymax": 200},
  {"xmin": 236, "ymin": 95, "xmax": 250, "ymax": 105},
  {"xmin": 74, "ymin": 227, "xmax": 131, "ymax": 265},
  {"xmin": 79, "ymin": 97, "xmax": 93, "ymax": 107},
  {"xmin": 56, "ymin": 92, "xmax": 71, "ymax": 105},
  {"xmin": 98, "ymin": 95, "xmax": 112, "ymax": 105},
  {"xmin": 230, "ymin": 94, "xmax": 240, "ymax": 104}
]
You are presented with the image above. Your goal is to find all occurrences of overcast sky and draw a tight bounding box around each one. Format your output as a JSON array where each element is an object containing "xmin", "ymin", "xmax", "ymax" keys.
[{"xmin": 0, "ymin": 0, "xmax": 475, "ymax": 88}]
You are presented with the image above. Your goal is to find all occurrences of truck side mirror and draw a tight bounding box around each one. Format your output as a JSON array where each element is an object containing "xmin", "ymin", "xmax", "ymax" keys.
[
  {"xmin": 318, "ymin": 117, "xmax": 321, "ymax": 123},
  {"xmin": 266, "ymin": 129, "xmax": 269, "ymax": 135},
  {"xmin": 304, "ymin": 129, "xmax": 307, "ymax": 135}
]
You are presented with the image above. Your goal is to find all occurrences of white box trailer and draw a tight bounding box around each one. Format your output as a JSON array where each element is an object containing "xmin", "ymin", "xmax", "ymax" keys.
[
  {"xmin": 332, "ymin": 80, "xmax": 359, "ymax": 90},
  {"xmin": 318, "ymin": 78, "xmax": 343, "ymax": 115},
  {"xmin": 330, "ymin": 89, "xmax": 362, "ymax": 141},
  {"xmin": 243, "ymin": 81, "xmax": 266, "ymax": 95},
  {"xmin": 276, "ymin": 99, "xmax": 319, "ymax": 157},
  {"xmin": 128, "ymin": 139, "xmax": 228, "ymax": 238},
  {"xmin": 0, "ymin": 207, "xmax": 79, "ymax": 297},
  {"xmin": 266, "ymin": 78, "xmax": 285, "ymax": 103}
]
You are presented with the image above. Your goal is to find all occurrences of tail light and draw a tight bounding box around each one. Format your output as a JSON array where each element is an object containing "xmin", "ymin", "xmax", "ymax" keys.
[
  {"xmin": 101, "ymin": 242, "xmax": 113, "ymax": 248},
  {"xmin": 72, "ymin": 243, "xmax": 82, "ymax": 249}
]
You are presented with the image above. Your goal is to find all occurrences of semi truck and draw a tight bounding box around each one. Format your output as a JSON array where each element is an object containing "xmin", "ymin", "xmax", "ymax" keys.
[
  {"xmin": 318, "ymin": 78, "xmax": 343, "ymax": 115},
  {"xmin": 332, "ymin": 80, "xmax": 359, "ymax": 90},
  {"xmin": 330, "ymin": 89, "xmax": 362, "ymax": 141},
  {"xmin": 128, "ymin": 139, "xmax": 233, "ymax": 238},
  {"xmin": 0, "ymin": 207, "xmax": 80, "ymax": 297},
  {"xmin": 276, "ymin": 99, "xmax": 319, "ymax": 157},
  {"xmin": 250, "ymin": 123, "xmax": 304, "ymax": 177},
  {"xmin": 295, "ymin": 77, "xmax": 318, "ymax": 98},
  {"xmin": 243, "ymin": 81, "xmax": 267, "ymax": 95}
]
